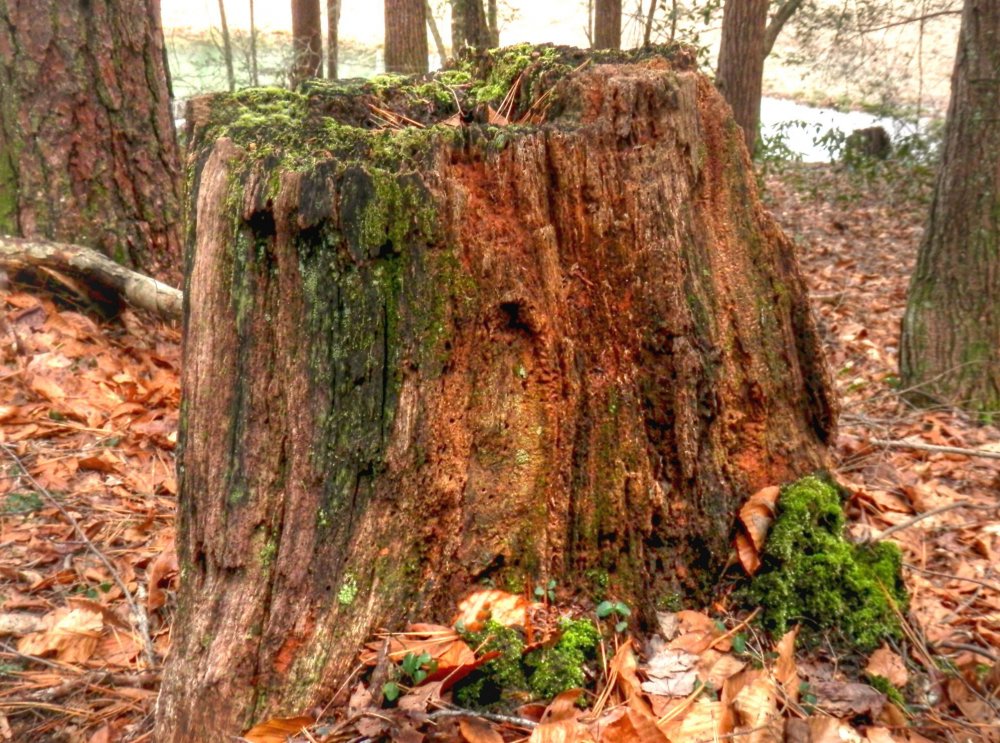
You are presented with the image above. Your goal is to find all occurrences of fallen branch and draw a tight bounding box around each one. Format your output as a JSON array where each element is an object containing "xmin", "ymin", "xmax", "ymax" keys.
[
  {"xmin": 876, "ymin": 501, "xmax": 995, "ymax": 542},
  {"xmin": 0, "ymin": 235, "xmax": 182, "ymax": 320},
  {"xmin": 869, "ymin": 437, "xmax": 1000, "ymax": 461}
]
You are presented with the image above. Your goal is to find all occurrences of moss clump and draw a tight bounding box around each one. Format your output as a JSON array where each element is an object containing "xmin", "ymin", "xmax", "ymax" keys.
[
  {"xmin": 456, "ymin": 618, "xmax": 600, "ymax": 709},
  {"xmin": 867, "ymin": 674, "xmax": 906, "ymax": 707},
  {"xmin": 746, "ymin": 475, "xmax": 908, "ymax": 652}
]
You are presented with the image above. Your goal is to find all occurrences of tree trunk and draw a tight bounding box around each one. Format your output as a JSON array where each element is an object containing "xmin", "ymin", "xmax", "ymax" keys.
[
  {"xmin": 716, "ymin": 0, "xmax": 769, "ymax": 155},
  {"xmin": 156, "ymin": 50, "xmax": 835, "ymax": 739},
  {"xmin": 327, "ymin": 0, "xmax": 341, "ymax": 79},
  {"xmin": 593, "ymin": 0, "xmax": 622, "ymax": 50},
  {"xmin": 451, "ymin": 0, "xmax": 492, "ymax": 55},
  {"xmin": 900, "ymin": 0, "xmax": 1000, "ymax": 414},
  {"xmin": 291, "ymin": 0, "xmax": 323, "ymax": 84},
  {"xmin": 385, "ymin": 0, "xmax": 428, "ymax": 74},
  {"xmin": 217, "ymin": 0, "xmax": 236, "ymax": 92},
  {"xmin": 0, "ymin": 0, "xmax": 182, "ymax": 285}
]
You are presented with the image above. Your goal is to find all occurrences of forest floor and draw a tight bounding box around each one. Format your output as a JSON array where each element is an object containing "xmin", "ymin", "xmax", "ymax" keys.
[{"xmin": 0, "ymin": 162, "xmax": 997, "ymax": 741}]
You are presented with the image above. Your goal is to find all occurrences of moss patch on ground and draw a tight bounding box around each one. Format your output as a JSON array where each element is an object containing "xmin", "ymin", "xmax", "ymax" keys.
[
  {"xmin": 745, "ymin": 474, "xmax": 908, "ymax": 652},
  {"xmin": 455, "ymin": 617, "xmax": 600, "ymax": 709}
]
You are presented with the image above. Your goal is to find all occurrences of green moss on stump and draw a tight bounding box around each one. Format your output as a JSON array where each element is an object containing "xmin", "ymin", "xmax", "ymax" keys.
[{"xmin": 746, "ymin": 475, "xmax": 908, "ymax": 652}]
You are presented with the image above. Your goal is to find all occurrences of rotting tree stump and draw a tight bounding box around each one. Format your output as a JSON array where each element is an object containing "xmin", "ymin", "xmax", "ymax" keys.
[{"xmin": 156, "ymin": 46, "xmax": 836, "ymax": 739}]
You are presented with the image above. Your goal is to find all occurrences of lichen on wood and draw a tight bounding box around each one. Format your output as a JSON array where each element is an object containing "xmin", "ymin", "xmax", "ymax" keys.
[{"xmin": 159, "ymin": 45, "xmax": 836, "ymax": 739}]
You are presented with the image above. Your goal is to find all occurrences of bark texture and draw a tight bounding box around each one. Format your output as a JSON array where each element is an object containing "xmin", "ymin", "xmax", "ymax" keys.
[
  {"xmin": 327, "ymin": 0, "xmax": 341, "ymax": 79},
  {"xmin": 0, "ymin": 0, "xmax": 182, "ymax": 285},
  {"xmin": 716, "ymin": 0, "xmax": 769, "ymax": 155},
  {"xmin": 385, "ymin": 0, "xmax": 428, "ymax": 74},
  {"xmin": 900, "ymin": 0, "xmax": 1000, "ymax": 414},
  {"xmin": 156, "ymin": 50, "xmax": 835, "ymax": 739},
  {"xmin": 291, "ymin": 0, "xmax": 323, "ymax": 84},
  {"xmin": 451, "ymin": 0, "xmax": 497, "ymax": 54},
  {"xmin": 594, "ymin": 0, "xmax": 623, "ymax": 50}
]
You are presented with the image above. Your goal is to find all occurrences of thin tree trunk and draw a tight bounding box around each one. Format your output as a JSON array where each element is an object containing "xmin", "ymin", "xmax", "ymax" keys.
[
  {"xmin": 0, "ymin": 0, "xmax": 182, "ymax": 284},
  {"xmin": 716, "ymin": 0, "xmax": 769, "ymax": 155},
  {"xmin": 451, "ymin": 0, "xmax": 492, "ymax": 54},
  {"xmin": 386, "ymin": 0, "xmax": 429, "ymax": 73},
  {"xmin": 291, "ymin": 0, "xmax": 323, "ymax": 85},
  {"xmin": 900, "ymin": 0, "xmax": 1000, "ymax": 413},
  {"xmin": 327, "ymin": 0, "xmax": 341, "ymax": 78},
  {"xmin": 217, "ymin": 0, "xmax": 235, "ymax": 91},
  {"xmin": 426, "ymin": 0, "xmax": 448, "ymax": 65},
  {"xmin": 643, "ymin": 0, "xmax": 658, "ymax": 46},
  {"xmin": 250, "ymin": 0, "xmax": 259, "ymax": 86},
  {"xmin": 487, "ymin": 0, "xmax": 499, "ymax": 46},
  {"xmin": 156, "ymin": 51, "xmax": 834, "ymax": 739},
  {"xmin": 594, "ymin": 0, "xmax": 623, "ymax": 49}
]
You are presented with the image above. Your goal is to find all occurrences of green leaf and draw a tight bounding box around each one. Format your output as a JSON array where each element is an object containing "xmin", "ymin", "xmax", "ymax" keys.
[
  {"xmin": 596, "ymin": 600, "xmax": 615, "ymax": 618},
  {"xmin": 614, "ymin": 602, "xmax": 631, "ymax": 617},
  {"xmin": 534, "ymin": 586, "xmax": 545, "ymax": 598},
  {"xmin": 547, "ymin": 579, "xmax": 557, "ymax": 590},
  {"xmin": 402, "ymin": 652, "xmax": 419, "ymax": 675},
  {"xmin": 413, "ymin": 669, "xmax": 427, "ymax": 684},
  {"xmin": 417, "ymin": 651, "xmax": 432, "ymax": 666},
  {"xmin": 732, "ymin": 633, "xmax": 747, "ymax": 654},
  {"xmin": 382, "ymin": 682, "xmax": 400, "ymax": 702},
  {"xmin": 615, "ymin": 620, "xmax": 629, "ymax": 633}
]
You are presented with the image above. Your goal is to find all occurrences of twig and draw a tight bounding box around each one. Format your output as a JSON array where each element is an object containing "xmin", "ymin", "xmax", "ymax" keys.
[
  {"xmin": 937, "ymin": 642, "xmax": 1000, "ymax": 663},
  {"xmin": 868, "ymin": 437, "xmax": 1000, "ymax": 460},
  {"xmin": 426, "ymin": 708, "xmax": 537, "ymax": 729},
  {"xmin": 903, "ymin": 563, "xmax": 1000, "ymax": 594},
  {"xmin": 875, "ymin": 502, "xmax": 995, "ymax": 541},
  {"xmin": 1, "ymin": 444, "xmax": 157, "ymax": 668}
]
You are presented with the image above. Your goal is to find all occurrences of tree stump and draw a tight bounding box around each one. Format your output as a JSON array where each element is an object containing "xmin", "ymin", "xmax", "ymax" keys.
[{"xmin": 156, "ymin": 47, "xmax": 836, "ymax": 739}]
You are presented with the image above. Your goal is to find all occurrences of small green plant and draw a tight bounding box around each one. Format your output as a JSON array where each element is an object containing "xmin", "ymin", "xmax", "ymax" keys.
[
  {"xmin": 2, "ymin": 492, "xmax": 43, "ymax": 515},
  {"xmin": 596, "ymin": 600, "xmax": 631, "ymax": 633},
  {"xmin": 382, "ymin": 650, "xmax": 439, "ymax": 702},
  {"xmin": 534, "ymin": 579, "xmax": 557, "ymax": 603}
]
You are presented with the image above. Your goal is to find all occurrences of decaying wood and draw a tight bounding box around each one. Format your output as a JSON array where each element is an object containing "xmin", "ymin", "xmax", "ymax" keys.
[
  {"xmin": 159, "ymin": 47, "xmax": 836, "ymax": 739},
  {"xmin": 0, "ymin": 236, "xmax": 182, "ymax": 320}
]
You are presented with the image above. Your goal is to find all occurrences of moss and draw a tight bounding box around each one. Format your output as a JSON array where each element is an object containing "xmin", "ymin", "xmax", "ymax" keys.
[
  {"xmin": 745, "ymin": 474, "xmax": 908, "ymax": 652},
  {"xmin": 337, "ymin": 574, "xmax": 358, "ymax": 606},
  {"xmin": 456, "ymin": 618, "xmax": 600, "ymax": 709},
  {"xmin": 259, "ymin": 537, "xmax": 278, "ymax": 568},
  {"xmin": 867, "ymin": 674, "xmax": 905, "ymax": 707}
]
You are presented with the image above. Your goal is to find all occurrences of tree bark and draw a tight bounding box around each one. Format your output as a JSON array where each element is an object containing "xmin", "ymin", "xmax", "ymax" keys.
[
  {"xmin": 291, "ymin": 0, "xmax": 323, "ymax": 84},
  {"xmin": 0, "ymin": 0, "xmax": 182, "ymax": 285},
  {"xmin": 594, "ymin": 0, "xmax": 623, "ymax": 50},
  {"xmin": 385, "ymin": 0, "xmax": 428, "ymax": 74},
  {"xmin": 451, "ymin": 0, "xmax": 493, "ymax": 55},
  {"xmin": 900, "ymin": 0, "xmax": 1000, "ymax": 414},
  {"xmin": 156, "ymin": 50, "xmax": 835, "ymax": 739},
  {"xmin": 217, "ymin": 0, "xmax": 236, "ymax": 91},
  {"xmin": 716, "ymin": 0, "xmax": 769, "ymax": 155}
]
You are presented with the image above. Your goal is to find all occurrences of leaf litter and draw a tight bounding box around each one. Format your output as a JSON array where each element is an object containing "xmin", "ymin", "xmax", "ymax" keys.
[{"xmin": 1, "ymin": 162, "xmax": 998, "ymax": 741}]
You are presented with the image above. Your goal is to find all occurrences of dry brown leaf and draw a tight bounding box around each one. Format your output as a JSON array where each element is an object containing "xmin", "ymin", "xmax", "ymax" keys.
[
  {"xmin": 528, "ymin": 718, "xmax": 592, "ymax": 743},
  {"xmin": 732, "ymin": 675, "xmax": 780, "ymax": 743},
  {"xmin": 773, "ymin": 626, "xmax": 799, "ymax": 706},
  {"xmin": 242, "ymin": 715, "xmax": 315, "ymax": 742},
  {"xmin": 640, "ymin": 648, "xmax": 699, "ymax": 697},
  {"xmin": 700, "ymin": 653, "xmax": 746, "ymax": 689},
  {"xmin": 597, "ymin": 707, "xmax": 668, "ymax": 742},
  {"xmin": 0, "ymin": 612, "xmax": 45, "ymax": 636},
  {"xmin": 147, "ymin": 543, "xmax": 179, "ymax": 612},
  {"xmin": 17, "ymin": 605, "xmax": 103, "ymax": 663},
  {"xmin": 812, "ymin": 680, "xmax": 885, "ymax": 719},
  {"xmin": 459, "ymin": 716, "xmax": 504, "ymax": 743},
  {"xmin": 739, "ymin": 486, "xmax": 780, "ymax": 552},
  {"xmin": 865, "ymin": 645, "xmax": 908, "ymax": 688},
  {"xmin": 806, "ymin": 716, "xmax": 864, "ymax": 743},
  {"xmin": 453, "ymin": 589, "xmax": 541, "ymax": 631}
]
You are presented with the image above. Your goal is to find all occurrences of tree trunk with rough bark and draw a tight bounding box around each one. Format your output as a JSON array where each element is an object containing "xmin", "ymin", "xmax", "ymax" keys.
[
  {"xmin": 900, "ymin": 0, "xmax": 1000, "ymax": 414},
  {"xmin": 327, "ymin": 0, "xmax": 341, "ymax": 79},
  {"xmin": 291, "ymin": 0, "xmax": 323, "ymax": 84},
  {"xmin": 385, "ymin": 0, "xmax": 428, "ymax": 74},
  {"xmin": 155, "ymin": 48, "xmax": 835, "ymax": 739},
  {"xmin": 0, "ymin": 0, "xmax": 182, "ymax": 285},
  {"xmin": 451, "ymin": 0, "xmax": 494, "ymax": 55},
  {"xmin": 594, "ymin": 0, "xmax": 622, "ymax": 49},
  {"xmin": 716, "ymin": 0, "xmax": 769, "ymax": 155}
]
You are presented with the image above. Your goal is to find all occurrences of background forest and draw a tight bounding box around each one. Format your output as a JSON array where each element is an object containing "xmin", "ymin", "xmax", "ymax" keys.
[{"xmin": 0, "ymin": 1, "xmax": 997, "ymax": 742}]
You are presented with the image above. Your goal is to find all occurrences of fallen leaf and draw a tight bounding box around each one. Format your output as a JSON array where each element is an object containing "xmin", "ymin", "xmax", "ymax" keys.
[
  {"xmin": 812, "ymin": 680, "xmax": 885, "ymax": 718},
  {"xmin": 865, "ymin": 645, "xmax": 908, "ymax": 688},
  {"xmin": 453, "ymin": 589, "xmax": 541, "ymax": 631},
  {"xmin": 242, "ymin": 715, "xmax": 315, "ymax": 743},
  {"xmin": 17, "ymin": 605, "xmax": 103, "ymax": 663},
  {"xmin": 459, "ymin": 716, "xmax": 504, "ymax": 743},
  {"xmin": 773, "ymin": 627, "xmax": 799, "ymax": 706},
  {"xmin": 640, "ymin": 648, "xmax": 699, "ymax": 697},
  {"xmin": 147, "ymin": 544, "xmax": 179, "ymax": 612}
]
